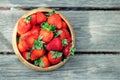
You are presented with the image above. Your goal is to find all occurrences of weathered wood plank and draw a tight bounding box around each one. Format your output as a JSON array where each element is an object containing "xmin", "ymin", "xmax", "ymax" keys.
[
  {"xmin": 1, "ymin": 10, "xmax": 120, "ymax": 52},
  {"xmin": 0, "ymin": 54, "xmax": 120, "ymax": 80},
  {"xmin": 0, "ymin": 0, "xmax": 120, "ymax": 8}
]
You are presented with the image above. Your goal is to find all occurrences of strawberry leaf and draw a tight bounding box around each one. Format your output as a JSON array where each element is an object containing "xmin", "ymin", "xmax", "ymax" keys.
[
  {"xmin": 55, "ymin": 30, "xmax": 63, "ymax": 37},
  {"xmin": 49, "ymin": 10, "xmax": 55, "ymax": 15},
  {"xmin": 70, "ymin": 47, "xmax": 76, "ymax": 56},
  {"xmin": 62, "ymin": 39, "xmax": 68, "ymax": 46},
  {"xmin": 25, "ymin": 16, "xmax": 31, "ymax": 22},
  {"xmin": 46, "ymin": 10, "xmax": 55, "ymax": 17},
  {"xmin": 41, "ymin": 22, "xmax": 56, "ymax": 32},
  {"xmin": 34, "ymin": 40, "xmax": 44, "ymax": 49},
  {"xmin": 26, "ymin": 52, "xmax": 31, "ymax": 60},
  {"xmin": 51, "ymin": 51, "xmax": 62, "ymax": 59},
  {"xmin": 39, "ymin": 61, "xmax": 44, "ymax": 68},
  {"xmin": 38, "ymin": 36, "xmax": 43, "ymax": 41},
  {"xmin": 34, "ymin": 59, "xmax": 40, "ymax": 66},
  {"xmin": 17, "ymin": 37, "xmax": 22, "ymax": 43}
]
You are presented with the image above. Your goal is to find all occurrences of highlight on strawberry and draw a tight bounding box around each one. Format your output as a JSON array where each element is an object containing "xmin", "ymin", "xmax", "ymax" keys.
[{"xmin": 16, "ymin": 10, "xmax": 76, "ymax": 68}]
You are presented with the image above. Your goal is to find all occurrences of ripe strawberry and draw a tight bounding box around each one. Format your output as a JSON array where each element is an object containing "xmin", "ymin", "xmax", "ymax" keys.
[
  {"xmin": 34, "ymin": 56, "xmax": 50, "ymax": 68},
  {"xmin": 17, "ymin": 16, "xmax": 32, "ymax": 36},
  {"xmin": 46, "ymin": 37, "xmax": 63, "ymax": 51},
  {"xmin": 62, "ymin": 21, "xmax": 67, "ymax": 29},
  {"xmin": 31, "ymin": 49, "xmax": 45, "ymax": 61},
  {"xmin": 22, "ymin": 52, "xmax": 30, "ymax": 60},
  {"xmin": 40, "ymin": 29, "xmax": 54, "ymax": 43},
  {"xmin": 67, "ymin": 37, "xmax": 72, "ymax": 43},
  {"xmin": 48, "ymin": 14, "xmax": 62, "ymax": 29},
  {"xmin": 60, "ymin": 29, "xmax": 70, "ymax": 39},
  {"xmin": 48, "ymin": 51, "xmax": 62, "ymax": 65},
  {"xmin": 36, "ymin": 12, "xmax": 47, "ymax": 24},
  {"xmin": 63, "ymin": 44, "xmax": 75, "ymax": 56},
  {"xmin": 17, "ymin": 39, "xmax": 29, "ymax": 53},
  {"xmin": 30, "ymin": 13, "xmax": 37, "ymax": 25}
]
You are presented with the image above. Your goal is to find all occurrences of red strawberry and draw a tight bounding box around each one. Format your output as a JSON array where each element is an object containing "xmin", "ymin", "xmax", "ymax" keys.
[
  {"xmin": 39, "ymin": 56, "xmax": 50, "ymax": 68},
  {"xmin": 48, "ymin": 14, "xmax": 62, "ymax": 29},
  {"xmin": 48, "ymin": 51, "xmax": 62, "ymax": 65},
  {"xmin": 67, "ymin": 37, "xmax": 72, "ymax": 43},
  {"xmin": 22, "ymin": 52, "xmax": 30, "ymax": 60},
  {"xmin": 63, "ymin": 44, "xmax": 75, "ymax": 56},
  {"xmin": 17, "ymin": 39, "xmax": 29, "ymax": 53},
  {"xmin": 40, "ymin": 29, "xmax": 54, "ymax": 43},
  {"xmin": 30, "ymin": 13, "xmax": 37, "ymax": 25},
  {"xmin": 31, "ymin": 49, "xmax": 45, "ymax": 61},
  {"xmin": 62, "ymin": 21, "xmax": 67, "ymax": 29},
  {"xmin": 36, "ymin": 12, "xmax": 47, "ymax": 24},
  {"xmin": 60, "ymin": 29, "xmax": 70, "ymax": 39},
  {"xmin": 17, "ymin": 16, "xmax": 32, "ymax": 36},
  {"xmin": 30, "ymin": 25, "xmax": 40, "ymax": 39},
  {"xmin": 46, "ymin": 37, "xmax": 63, "ymax": 51}
]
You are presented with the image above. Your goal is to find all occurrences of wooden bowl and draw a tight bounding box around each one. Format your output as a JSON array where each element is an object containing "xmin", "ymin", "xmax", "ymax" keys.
[{"xmin": 12, "ymin": 8, "xmax": 75, "ymax": 71}]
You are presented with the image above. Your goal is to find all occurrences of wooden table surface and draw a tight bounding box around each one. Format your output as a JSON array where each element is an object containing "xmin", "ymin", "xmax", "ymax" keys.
[{"xmin": 1, "ymin": 0, "xmax": 120, "ymax": 80}]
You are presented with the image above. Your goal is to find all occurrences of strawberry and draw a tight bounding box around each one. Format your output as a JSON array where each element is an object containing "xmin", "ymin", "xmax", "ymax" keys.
[
  {"xmin": 17, "ymin": 39, "xmax": 29, "ymax": 53},
  {"xmin": 60, "ymin": 29, "xmax": 70, "ymax": 39},
  {"xmin": 46, "ymin": 37, "xmax": 63, "ymax": 51},
  {"xmin": 40, "ymin": 22, "xmax": 55, "ymax": 43},
  {"xmin": 30, "ymin": 36, "xmax": 45, "ymax": 61},
  {"xmin": 62, "ymin": 21, "xmax": 67, "ymax": 29},
  {"xmin": 48, "ymin": 51, "xmax": 62, "ymax": 65},
  {"xmin": 67, "ymin": 37, "xmax": 72, "ymax": 43},
  {"xmin": 63, "ymin": 44, "xmax": 75, "ymax": 56},
  {"xmin": 30, "ymin": 13, "xmax": 37, "ymax": 25},
  {"xmin": 40, "ymin": 29, "xmax": 54, "ymax": 43},
  {"xmin": 31, "ymin": 49, "xmax": 45, "ymax": 61},
  {"xmin": 22, "ymin": 52, "xmax": 30, "ymax": 60},
  {"xmin": 17, "ymin": 16, "xmax": 32, "ymax": 36},
  {"xmin": 34, "ymin": 56, "xmax": 50, "ymax": 68},
  {"xmin": 48, "ymin": 13, "xmax": 62, "ymax": 29},
  {"xmin": 36, "ymin": 12, "xmax": 47, "ymax": 24},
  {"xmin": 20, "ymin": 26, "xmax": 40, "ymax": 48}
]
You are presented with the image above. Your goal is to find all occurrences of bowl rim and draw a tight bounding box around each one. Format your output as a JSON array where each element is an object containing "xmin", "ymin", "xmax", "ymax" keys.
[{"xmin": 12, "ymin": 8, "xmax": 75, "ymax": 71}]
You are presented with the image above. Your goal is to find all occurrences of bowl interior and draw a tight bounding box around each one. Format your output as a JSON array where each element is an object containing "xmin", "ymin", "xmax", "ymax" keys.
[{"xmin": 12, "ymin": 8, "xmax": 75, "ymax": 71}]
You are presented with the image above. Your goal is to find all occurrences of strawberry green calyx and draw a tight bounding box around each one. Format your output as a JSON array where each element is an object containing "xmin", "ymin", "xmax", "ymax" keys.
[
  {"xmin": 62, "ymin": 39, "xmax": 68, "ymax": 46},
  {"xmin": 17, "ymin": 37, "xmax": 22, "ymax": 43},
  {"xmin": 55, "ymin": 30, "xmax": 63, "ymax": 37},
  {"xmin": 46, "ymin": 10, "xmax": 55, "ymax": 17},
  {"xmin": 34, "ymin": 58, "xmax": 40, "ymax": 66},
  {"xmin": 51, "ymin": 51, "xmax": 62, "ymax": 59},
  {"xmin": 34, "ymin": 57, "xmax": 44, "ymax": 67},
  {"xmin": 34, "ymin": 36, "xmax": 44, "ymax": 49},
  {"xmin": 70, "ymin": 47, "xmax": 76, "ymax": 56},
  {"xmin": 41, "ymin": 22, "xmax": 56, "ymax": 32},
  {"xmin": 25, "ymin": 16, "xmax": 31, "ymax": 22},
  {"xmin": 26, "ymin": 52, "xmax": 31, "ymax": 60},
  {"xmin": 49, "ymin": 10, "xmax": 55, "ymax": 16}
]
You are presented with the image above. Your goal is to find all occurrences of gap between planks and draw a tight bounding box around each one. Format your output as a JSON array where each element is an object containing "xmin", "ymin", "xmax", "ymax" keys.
[
  {"xmin": 1, "ymin": 7, "xmax": 120, "ymax": 11},
  {"xmin": 0, "ymin": 52, "xmax": 120, "ymax": 55}
]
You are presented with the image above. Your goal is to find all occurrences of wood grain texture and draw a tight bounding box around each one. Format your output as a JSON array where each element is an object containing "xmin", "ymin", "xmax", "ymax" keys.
[
  {"xmin": 0, "ymin": 0, "xmax": 120, "ymax": 8},
  {"xmin": 0, "ymin": 54, "xmax": 120, "ymax": 80},
  {"xmin": 1, "ymin": 10, "xmax": 120, "ymax": 52}
]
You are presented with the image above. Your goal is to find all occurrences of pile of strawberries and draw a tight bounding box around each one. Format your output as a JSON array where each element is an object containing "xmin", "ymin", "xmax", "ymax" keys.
[{"xmin": 17, "ymin": 10, "xmax": 75, "ymax": 68}]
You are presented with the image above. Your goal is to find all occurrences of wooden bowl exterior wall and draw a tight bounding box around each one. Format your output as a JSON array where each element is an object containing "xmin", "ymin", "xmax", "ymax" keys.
[{"xmin": 12, "ymin": 8, "xmax": 75, "ymax": 71}]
